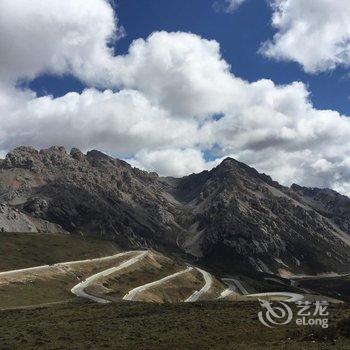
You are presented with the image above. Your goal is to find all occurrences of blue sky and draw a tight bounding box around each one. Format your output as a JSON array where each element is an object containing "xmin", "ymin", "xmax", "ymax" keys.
[
  {"xmin": 29, "ymin": 0, "xmax": 350, "ymax": 115},
  {"xmin": 2, "ymin": 0, "xmax": 350, "ymax": 195}
]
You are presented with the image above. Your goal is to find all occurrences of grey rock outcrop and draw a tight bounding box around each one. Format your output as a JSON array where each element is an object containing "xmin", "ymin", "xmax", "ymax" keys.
[
  {"xmin": 0, "ymin": 147, "xmax": 349, "ymax": 275},
  {"xmin": 0, "ymin": 202, "xmax": 66, "ymax": 233}
]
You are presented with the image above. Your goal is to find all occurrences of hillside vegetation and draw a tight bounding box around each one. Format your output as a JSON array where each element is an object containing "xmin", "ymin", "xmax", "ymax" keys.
[
  {"xmin": 0, "ymin": 301, "xmax": 349, "ymax": 349},
  {"xmin": 0, "ymin": 232, "xmax": 117, "ymax": 271}
]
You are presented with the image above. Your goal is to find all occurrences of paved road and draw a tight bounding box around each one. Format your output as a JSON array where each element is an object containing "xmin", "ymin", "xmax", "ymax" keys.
[
  {"xmin": 222, "ymin": 278, "xmax": 249, "ymax": 295},
  {"xmin": 218, "ymin": 280, "xmax": 237, "ymax": 299},
  {"xmin": 71, "ymin": 251, "xmax": 148, "ymax": 304},
  {"xmin": 0, "ymin": 265, "xmax": 52, "ymax": 278},
  {"xmin": 123, "ymin": 266, "xmax": 193, "ymax": 301},
  {"xmin": 245, "ymin": 292, "xmax": 304, "ymax": 302},
  {"xmin": 0, "ymin": 249, "xmax": 309, "ymax": 305},
  {"xmin": 218, "ymin": 285, "xmax": 237, "ymax": 299},
  {"xmin": 221, "ymin": 277, "xmax": 304, "ymax": 302},
  {"xmin": 185, "ymin": 267, "xmax": 213, "ymax": 302},
  {"xmin": 0, "ymin": 252, "xmax": 134, "ymax": 278},
  {"xmin": 287, "ymin": 272, "xmax": 350, "ymax": 280},
  {"xmin": 0, "ymin": 300, "xmax": 73, "ymax": 312}
]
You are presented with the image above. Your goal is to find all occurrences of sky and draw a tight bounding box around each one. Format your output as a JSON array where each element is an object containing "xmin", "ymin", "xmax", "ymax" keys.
[{"xmin": 1, "ymin": 0, "xmax": 350, "ymax": 195}]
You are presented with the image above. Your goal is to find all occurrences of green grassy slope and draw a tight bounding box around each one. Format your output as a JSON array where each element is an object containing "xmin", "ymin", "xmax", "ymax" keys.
[
  {"xmin": 0, "ymin": 232, "xmax": 117, "ymax": 271},
  {"xmin": 0, "ymin": 301, "xmax": 349, "ymax": 349}
]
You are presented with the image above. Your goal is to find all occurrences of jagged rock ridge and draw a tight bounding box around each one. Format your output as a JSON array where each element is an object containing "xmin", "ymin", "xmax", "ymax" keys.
[{"xmin": 0, "ymin": 146, "xmax": 349, "ymax": 276}]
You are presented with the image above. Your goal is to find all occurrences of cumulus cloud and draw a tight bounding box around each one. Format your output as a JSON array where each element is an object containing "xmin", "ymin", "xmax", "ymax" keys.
[
  {"xmin": 110, "ymin": 32, "xmax": 239, "ymax": 118},
  {"xmin": 130, "ymin": 149, "xmax": 216, "ymax": 177},
  {"xmin": 261, "ymin": 0, "xmax": 350, "ymax": 73},
  {"xmin": 0, "ymin": 0, "xmax": 120, "ymax": 84},
  {"xmin": 1, "ymin": 0, "xmax": 350, "ymax": 195},
  {"xmin": 0, "ymin": 87, "xmax": 201, "ymax": 157}
]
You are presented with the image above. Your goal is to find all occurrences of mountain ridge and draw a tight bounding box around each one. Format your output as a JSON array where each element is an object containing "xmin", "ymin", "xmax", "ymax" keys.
[{"xmin": 0, "ymin": 146, "xmax": 349, "ymax": 276}]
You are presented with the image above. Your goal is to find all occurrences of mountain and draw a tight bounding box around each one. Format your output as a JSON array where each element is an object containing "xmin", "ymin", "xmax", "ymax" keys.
[
  {"xmin": 0, "ymin": 146, "xmax": 349, "ymax": 276},
  {"xmin": 291, "ymin": 184, "xmax": 350, "ymax": 235}
]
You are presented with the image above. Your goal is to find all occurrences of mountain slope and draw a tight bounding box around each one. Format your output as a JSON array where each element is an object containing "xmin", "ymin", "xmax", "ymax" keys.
[
  {"xmin": 170, "ymin": 158, "xmax": 350, "ymax": 275},
  {"xmin": 0, "ymin": 146, "xmax": 183, "ymax": 250},
  {"xmin": 291, "ymin": 184, "xmax": 350, "ymax": 237},
  {"xmin": 0, "ymin": 146, "xmax": 349, "ymax": 276}
]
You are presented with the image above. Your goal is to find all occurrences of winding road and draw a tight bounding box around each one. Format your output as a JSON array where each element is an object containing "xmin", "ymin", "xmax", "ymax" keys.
[
  {"xmin": 218, "ymin": 280, "xmax": 237, "ymax": 299},
  {"xmin": 222, "ymin": 278, "xmax": 249, "ymax": 295},
  {"xmin": 71, "ymin": 251, "xmax": 148, "ymax": 304},
  {"xmin": 245, "ymin": 292, "xmax": 304, "ymax": 302},
  {"xmin": 286, "ymin": 272, "xmax": 350, "ymax": 280},
  {"xmin": 185, "ymin": 267, "xmax": 213, "ymax": 302},
  {"xmin": 0, "ymin": 252, "xmax": 136, "ymax": 278},
  {"xmin": 1, "ymin": 248, "xmax": 309, "ymax": 306},
  {"xmin": 123, "ymin": 266, "xmax": 193, "ymax": 301},
  {"xmin": 221, "ymin": 277, "xmax": 304, "ymax": 302}
]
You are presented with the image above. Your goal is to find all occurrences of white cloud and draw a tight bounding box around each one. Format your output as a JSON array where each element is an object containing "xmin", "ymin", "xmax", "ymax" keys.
[
  {"xmin": 261, "ymin": 0, "xmax": 350, "ymax": 73},
  {"xmin": 130, "ymin": 149, "xmax": 215, "ymax": 177},
  {"xmin": 201, "ymin": 78, "xmax": 350, "ymax": 192},
  {"xmin": 0, "ymin": 86, "xmax": 201, "ymax": 157},
  {"xmin": 108, "ymin": 32, "xmax": 239, "ymax": 118},
  {"xmin": 226, "ymin": 0, "xmax": 248, "ymax": 12},
  {"xmin": 0, "ymin": 0, "xmax": 239, "ymax": 118},
  {"xmin": 1, "ymin": 0, "xmax": 350, "ymax": 196},
  {"xmin": 214, "ymin": 0, "xmax": 248, "ymax": 13},
  {"xmin": 0, "ymin": 0, "xmax": 119, "ymax": 84}
]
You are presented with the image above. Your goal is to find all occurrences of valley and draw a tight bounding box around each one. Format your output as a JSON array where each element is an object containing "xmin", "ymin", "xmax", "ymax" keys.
[
  {"xmin": 0, "ymin": 148, "xmax": 349, "ymax": 349},
  {"xmin": 0, "ymin": 232, "xmax": 347, "ymax": 310},
  {"xmin": 1, "ymin": 146, "xmax": 350, "ymax": 278}
]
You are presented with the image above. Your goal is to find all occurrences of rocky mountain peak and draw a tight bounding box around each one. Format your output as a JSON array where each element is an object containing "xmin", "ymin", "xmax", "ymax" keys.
[
  {"xmin": 3, "ymin": 146, "xmax": 40, "ymax": 169},
  {"xmin": 70, "ymin": 147, "xmax": 85, "ymax": 161},
  {"xmin": 212, "ymin": 157, "xmax": 280, "ymax": 189},
  {"xmin": 85, "ymin": 149, "xmax": 115, "ymax": 168},
  {"xmin": 40, "ymin": 146, "xmax": 67, "ymax": 156},
  {"xmin": 2, "ymin": 146, "xmax": 73, "ymax": 170},
  {"xmin": 86, "ymin": 149, "xmax": 110, "ymax": 160},
  {"xmin": 0, "ymin": 146, "xmax": 349, "ymax": 276}
]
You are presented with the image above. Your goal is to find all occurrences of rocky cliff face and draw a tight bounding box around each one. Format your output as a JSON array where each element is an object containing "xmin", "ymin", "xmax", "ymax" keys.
[
  {"xmin": 291, "ymin": 184, "xmax": 350, "ymax": 235},
  {"xmin": 0, "ymin": 146, "xmax": 349, "ymax": 275},
  {"xmin": 0, "ymin": 146, "xmax": 181, "ymax": 250},
  {"xmin": 0, "ymin": 203, "xmax": 66, "ymax": 234},
  {"xmin": 170, "ymin": 159, "xmax": 350, "ymax": 275}
]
